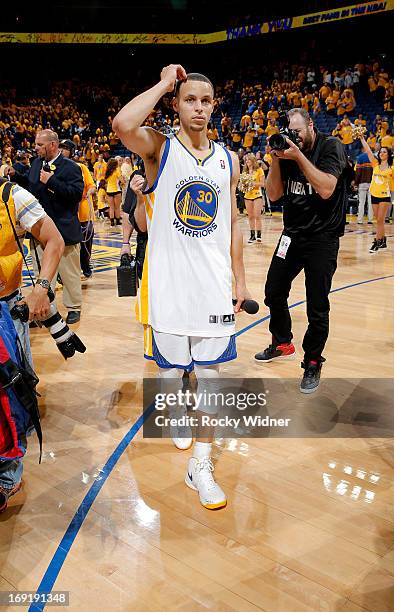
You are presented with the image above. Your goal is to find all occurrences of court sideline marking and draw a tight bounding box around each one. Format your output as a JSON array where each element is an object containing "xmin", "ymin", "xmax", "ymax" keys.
[{"xmin": 29, "ymin": 272, "xmax": 394, "ymax": 611}]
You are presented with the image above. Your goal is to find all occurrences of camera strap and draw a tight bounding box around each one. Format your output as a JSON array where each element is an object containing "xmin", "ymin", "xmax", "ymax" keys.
[{"xmin": 1, "ymin": 180, "xmax": 37, "ymax": 287}]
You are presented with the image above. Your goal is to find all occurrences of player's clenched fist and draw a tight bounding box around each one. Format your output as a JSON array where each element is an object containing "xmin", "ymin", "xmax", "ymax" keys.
[
  {"xmin": 160, "ymin": 64, "xmax": 187, "ymax": 92},
  {"xmin": 130, "ymin": 173, "xmax": 145, "ymax": 195}
]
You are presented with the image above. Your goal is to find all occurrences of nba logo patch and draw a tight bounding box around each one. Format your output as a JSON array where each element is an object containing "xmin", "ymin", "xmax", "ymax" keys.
[{"xmin": 220, "ymin": 160, "xmax": 225, "ymax": 169}]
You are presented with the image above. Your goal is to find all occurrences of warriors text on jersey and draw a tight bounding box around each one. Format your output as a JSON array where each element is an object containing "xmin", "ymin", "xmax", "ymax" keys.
[{"xmin": 138, "ymin": 136, "xmax": 234, "ymax": 337}]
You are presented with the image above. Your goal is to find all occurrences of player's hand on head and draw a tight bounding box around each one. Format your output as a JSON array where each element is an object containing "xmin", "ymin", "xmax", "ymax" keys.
[{"xmin": 160, "ymin": 64, "xmax": 187, "ymax": 92}]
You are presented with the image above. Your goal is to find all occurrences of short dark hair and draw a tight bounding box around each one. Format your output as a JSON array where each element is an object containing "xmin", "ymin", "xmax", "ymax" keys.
[
  {"xmin": 175, "ymin": 73, "xmax": 214, "ymax": 97},
  {"xmin": 287, "ymin": 108, "xmax": 311, "ymax": 125}
]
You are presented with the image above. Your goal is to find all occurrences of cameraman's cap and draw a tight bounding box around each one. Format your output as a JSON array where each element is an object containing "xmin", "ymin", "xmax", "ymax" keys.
[{"xmin": 59, "ymin": 139, "xmax": 76, "ymax": 155}]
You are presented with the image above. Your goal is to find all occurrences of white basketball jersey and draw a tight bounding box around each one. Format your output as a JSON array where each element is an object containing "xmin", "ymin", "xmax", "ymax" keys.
[{"xmin": 143, "ymin": 135, "xmax": 234, "ymax": 337}]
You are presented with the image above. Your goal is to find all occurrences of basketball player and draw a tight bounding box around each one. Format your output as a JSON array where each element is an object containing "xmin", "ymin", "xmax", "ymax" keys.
[{"xmin": 113, "ymin": 64, "xmax": 249, "ymax": 510}]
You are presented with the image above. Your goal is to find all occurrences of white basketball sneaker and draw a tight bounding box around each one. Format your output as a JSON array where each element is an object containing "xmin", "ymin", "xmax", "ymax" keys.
[
  {"xmin": 185, "ymin": 456, "xmax": 227, "ymax": 510},
  {"xmin": 169, "ymin": 408, "xmax": 193, "ymax": 450}
]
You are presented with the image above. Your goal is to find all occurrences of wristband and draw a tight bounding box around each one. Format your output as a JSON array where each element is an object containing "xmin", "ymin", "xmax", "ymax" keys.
[{"xmin": 122, "ymin": 242, "xmax": 130, "ymax": 245}]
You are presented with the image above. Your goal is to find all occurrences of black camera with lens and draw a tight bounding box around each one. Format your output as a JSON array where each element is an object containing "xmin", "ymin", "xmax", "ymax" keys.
[
  {"xmin": 10, "ymin": 288, "xmax": 86, "ymax": 360},
  {"xmin": 268, "ymin": 111, "xmax": 301, "ymax": 152},
  {"xmin": 117, "ymin": 253, "xmax": 138, "ymax": 297}
]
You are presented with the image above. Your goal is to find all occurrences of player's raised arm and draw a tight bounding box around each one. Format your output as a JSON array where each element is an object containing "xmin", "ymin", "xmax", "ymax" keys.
[{"xmin": 112, "ymin": 64, "xmax": 187, "ymax": 161}]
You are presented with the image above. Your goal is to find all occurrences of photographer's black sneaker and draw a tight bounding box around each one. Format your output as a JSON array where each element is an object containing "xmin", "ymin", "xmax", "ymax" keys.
[
  {"xmin": 369, "ymin": 239, "xmax": 379, "ymax": 253},
  {"xmin": 66, "ymin": 311, "xmax": 81, "ymax": 324},
  {"xmin": 300, "ymin": 359, "xmax": 325, "ymax": 394},
  {"xmin": 255, "ymin": 342, "xmax": 296, "ymax": 363},
  {"xmin": 379, "ymin": 237, "xmax": 387, "ymax": 249}
]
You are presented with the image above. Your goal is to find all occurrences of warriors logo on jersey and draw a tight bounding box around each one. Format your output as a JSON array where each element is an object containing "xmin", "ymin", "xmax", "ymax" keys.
[{"xmin": 174, "ymin": 181, "xmax": 218, "ymax": 236}]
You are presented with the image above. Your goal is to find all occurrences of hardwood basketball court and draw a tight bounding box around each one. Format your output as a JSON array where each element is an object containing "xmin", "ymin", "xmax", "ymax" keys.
[{"xmin": 1, "ymin": 214, "xmax": 393, "ymax": 611}]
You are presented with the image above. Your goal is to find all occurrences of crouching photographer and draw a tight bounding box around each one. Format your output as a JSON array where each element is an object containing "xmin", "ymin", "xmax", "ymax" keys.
[
  {"xmin": 117, "ymin": 171, "xmax": 148, "ymax": 298},
  {"xmin": 0, "ymin": 177, "xmax": 64, "ymax": 512},
  {"xmin": 254, "ymin": 108, "xmax": 348, "ymax": 393}
]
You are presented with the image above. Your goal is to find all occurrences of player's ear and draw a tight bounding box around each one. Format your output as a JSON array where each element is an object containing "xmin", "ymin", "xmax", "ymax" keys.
[{"xmin": 172, "ymin": 96, "xmax": 179, "ymax": 113}]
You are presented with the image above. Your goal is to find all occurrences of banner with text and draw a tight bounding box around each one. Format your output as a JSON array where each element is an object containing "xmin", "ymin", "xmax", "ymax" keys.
[{"xmin": 0, "ymin": 2, "xmax": 392, "ymax": 45}]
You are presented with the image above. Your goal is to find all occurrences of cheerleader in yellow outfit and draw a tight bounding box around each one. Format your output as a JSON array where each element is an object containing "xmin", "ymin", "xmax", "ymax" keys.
[
  {"xmin": 243, "ymin": 153, "xmax": 265, "ymax": 243},
  {"xmin": 360, "ymin": 135, "xmax": 393, "ymax": 252},
  {"xmin": 105, "ymin": 158, "xmax": 122, "ymax": 227}
]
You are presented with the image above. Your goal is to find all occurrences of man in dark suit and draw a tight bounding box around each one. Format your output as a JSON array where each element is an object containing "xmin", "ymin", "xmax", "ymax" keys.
[{"xmin": 8, "ymin": 129, "xmax": 84, "ymax": 324}]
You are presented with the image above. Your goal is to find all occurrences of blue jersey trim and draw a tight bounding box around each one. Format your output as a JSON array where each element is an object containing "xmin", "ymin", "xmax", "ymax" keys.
[
  {"xmin": 151, "ymin": 333, "xmax": 194, "ymax": 371},
  {"xmin": 194, "ymin": 335, "xmax": 237, "ymax": 365},
  {"xmin": 201, "ymin": 141, "xmax": 215, "ymax": 166},
  {"xmin": 175, "ymin": 135, "xmax": 213, "ymax": 166},
  {"xmin": 155, "ymin": 361, "xmax": 194, "ymax": 372},
  {"xmin": 144, "ymin": 137, "xmax": 170, "ymax": 194},
  {"xmin": 224, "ymin": 147, "xmax": 233, "ymax": 177},
  {"xmin": 193, "ymin": 354, "xmax": 237, "ymax": 366}
]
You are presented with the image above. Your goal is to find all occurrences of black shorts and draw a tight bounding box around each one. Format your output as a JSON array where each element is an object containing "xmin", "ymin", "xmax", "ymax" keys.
[
  {"xmin": 371, "ymin": 195, "xmax": 391, "ymax": 204},
  {"xmin": 107, "ymin": 190, "xmax": 121, "ymax": 196},
  {"xmin": 244, "ymin": 195, "xmax": 263, "ymax": 202}
]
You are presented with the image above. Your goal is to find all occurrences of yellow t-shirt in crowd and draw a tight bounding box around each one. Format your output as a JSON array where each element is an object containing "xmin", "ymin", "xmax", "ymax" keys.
[
  {"xmin": 265, "ymin": 124, "xmax": 279, "ymax": 138},
  {"xmin": 97, "ymin": 187, "xmax": 108, "ymax": 210},
  {"xmin": 288, "ymin": 92, "xmax": 302, "ymax": 107},
  {"xmin": 252, "ymin": 110, "xmax": 265, "ymax": 126},
  {"xmin": 207, "ymin": 128, "xmax": 218, "ymax": 141},
  {"xmin": 367, "ymin": 135, "xmax": 377, "ymax": 150},
  {"xmin": 379, "ymin": 121, "xmax": 389, "ymax": 137},
  {"xmin": 381, "ymin": 135, "xmax": 393, "ymax": 148},
  {"xmin": 337, "ymin": 97, "xmax": 355, "ymax": 115},
  {"xmin": 106, "ymin": 167, "xmax": 121, "ymax": 193},
  {"xmin": 241, "ymin": 114, "xmax": 251, "ymax": 128},
  {"xmin": 263, "ymin": 153, "xmax": 272, "ymax": 166},
  {"xmin": 93, "ymin": 160, "xmax": 107, "ymax": 181},
  {"xmin": 267, "ymin": 109, "xmax": 279, "ymax": 120},
  {"xmin": 78, "ymin": 163, "xmax": 96, "ymax": 222},
  {"xmin": 319, "ymin": 85, "xmax": 331, "ymax": 100},
  {"xmin": 370, "ymin": 159, "xmax": 393, "ymax": 198},
  {"xmin": 244, "ymin": 167, "xmax": 264, "ymax": 200},
  {"xmin": 325, "ymin": 96, "xmax": 335, "ymax": 111},
  {"xmin": 332, "ymin": 90, "xmax": 341, "ymax": 103},
  {"xmin": 339, "ymin": 125, "xmax": 353, "ymax": 145},
  {"xmin": 378, "ymin": 71, "xmax": 388, "ymax": 88},
  {"xmin": 243, "ymin": 130, "xmax": 254, "ymax": 148}
]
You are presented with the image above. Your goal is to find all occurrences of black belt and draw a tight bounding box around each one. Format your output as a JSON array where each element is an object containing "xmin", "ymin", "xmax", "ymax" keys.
[{"xmin": 1, "ymin": 290, "xmax": 20, "ymax": 302}]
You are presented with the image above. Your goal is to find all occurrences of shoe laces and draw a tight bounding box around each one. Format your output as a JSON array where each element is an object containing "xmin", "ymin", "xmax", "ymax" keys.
[
  {"xmin": 194, "ymin": 457, "xmax": 216, "ymax": 489},
  {"xmin": 264, "ymin": 344, "xmax": 279, "ymax": 357},
  {"xmin": 195, "ymin": 457, "xmax": 214, "ymax": 473},
  {"xmin": 302, "ymin": 361, "xmax": 318, "ymax": 377}
]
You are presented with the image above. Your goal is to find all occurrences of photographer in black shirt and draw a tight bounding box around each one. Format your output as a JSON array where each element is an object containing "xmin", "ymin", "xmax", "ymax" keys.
[
  {"xmin": 255, "ymin": 108, "xmax": 348, "ymax": 393},
  {"xmin": 121, "ymin": 168, "xmax": 148, "ymax": 280}
]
